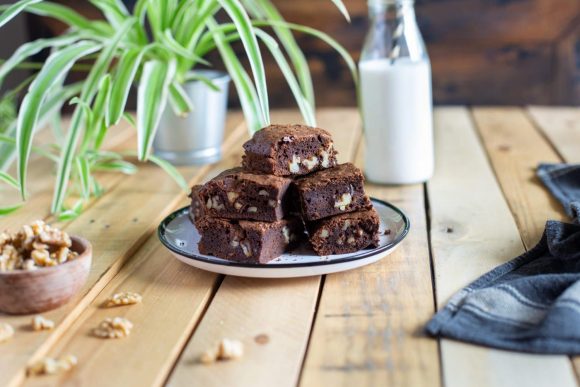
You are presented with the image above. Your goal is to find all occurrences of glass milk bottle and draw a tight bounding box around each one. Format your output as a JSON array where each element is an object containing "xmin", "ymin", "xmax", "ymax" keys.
[{"xmin": 359, "ymin": 0, "xmax": 434, "ymax": 184}]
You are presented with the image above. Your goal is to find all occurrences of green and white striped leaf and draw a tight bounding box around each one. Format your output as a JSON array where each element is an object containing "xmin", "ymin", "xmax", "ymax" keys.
[
  {"xmin": 0, "ymin": 0, "xmax": 42, "ymax": 29},
  {"xmin": 17, "ymin": 41, "xmax": 99, "ymax": 199},
  {"xmin": 136, "ymin": 59, "xmax": 176, "ymax": 161},
  {"xmin": 94, "ymin": 159, "xmax": 138, "ymax": 174},
  {"xmin": 162, "ymin": 29, "xmax": 210, "ymax": 65},
  {"xmin": 0, "ymin": 203, "xmax": 22, "ymax": 217},
  {"xmin": 244, "ymin": 0, "xmax": 314, "ymax": 109},
  {"xmin": 27, "ymin": 2, "xmax": 112, "ymax": 35},
  {"xmin": 331, "ymin": 0, "xmax": 350, "ymax": 22},
  {"xmin": 145, "ymin": 154, "xmax": 188, "ymax": 191},
  {"xmin": 217, "ymin": 0, "xmax": 269, "ymax": 124},
  {"xmin": 108, "ymin": 47, "xmax": 145, "ymax": 125},
  {"xmin": 255, "ymin": 29, "xmax": 316, "ymax": 125},
  {"xmin": 168, "ymin": 81, "xmax": 194, "ymax": 117},
  {"xmin": 75, "ymin": 156, "xmax": 91, "ymax": 200},
  {"xmin": 183, "ymin": 71, "xmax": 220, "ymax": 91},
  {"xmin": 0, "ymin": 171, "xmax": 19, "ymax": 190},
  {"xmin": 0, "ymin": 34, "xmax": 82, "ymax": 90},
  {"xmin": 207, "ymin": 17, "xmax": 263, "ymax": 133}
]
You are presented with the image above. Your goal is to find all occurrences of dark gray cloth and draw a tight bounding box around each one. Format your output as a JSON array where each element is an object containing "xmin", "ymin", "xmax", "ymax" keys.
[{"xmin": 425, "ymin": 163, "xmax": 580, "ymax": 354}]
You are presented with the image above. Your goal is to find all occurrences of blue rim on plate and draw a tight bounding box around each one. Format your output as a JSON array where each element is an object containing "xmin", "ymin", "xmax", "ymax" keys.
[{"xmin": 158, "ymin": 197, "xmax": 410, "ymax": 269}]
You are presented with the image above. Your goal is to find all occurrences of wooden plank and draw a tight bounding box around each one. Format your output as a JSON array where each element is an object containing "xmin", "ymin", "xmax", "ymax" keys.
[
  {"xmin": 471, "ymin": 107, "xmax": 567, "ymax": 248},
  {"xmin": 528, "ymin": 106, "xmax": 580, "ymax": 163},
  {"xmin": 301, "ymin": 181, "xmax": 440, "ymax": 386},
  {"xmin": 167, "ymin": 108, "xmax": 362, "ymax": 387},
  {"xmin": 526, "ymin": 106, "xmax": 580, "ymax": 380},
  {"xmin": 0, "ymin": 113, "xmax": 245, "ymax": 387},
  {"xmin": 428, "ymin": 107, "xmax": 577, "ymax": 387}
]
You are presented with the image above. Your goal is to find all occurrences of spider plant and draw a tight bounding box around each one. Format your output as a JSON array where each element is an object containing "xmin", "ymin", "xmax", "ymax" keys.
[{"xmin": 0, "ymin": 0, "xmax": 356, "ymax": 218}]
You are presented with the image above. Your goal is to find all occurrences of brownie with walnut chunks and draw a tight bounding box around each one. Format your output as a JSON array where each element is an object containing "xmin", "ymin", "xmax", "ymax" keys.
[
  {"xmin": 242, "ymin": 124, "xmax": 338, "ymax": 176},
  {"xmin": 307, "ymin": 208, "xmax": 380, "ymax": 256},
  {"xmin": 198, "ymin": 167, "xmax": 292, "ymax": 222},
  {"xmin": 294, "ymin": 162, "xmax": 372, "ymax": 221},
  {"xmin": 197, "ymin": 217, "xmax": 304, "ymax": 264},
  {"xmin": 188, "ymin": 185, "xmax": 205, "ymax": 227}
]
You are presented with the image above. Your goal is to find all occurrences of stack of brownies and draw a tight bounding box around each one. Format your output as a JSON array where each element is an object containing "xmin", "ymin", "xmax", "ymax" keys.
[{"xmin": 189, "ymin": 124, "xmax": 380, "ymax": 264}]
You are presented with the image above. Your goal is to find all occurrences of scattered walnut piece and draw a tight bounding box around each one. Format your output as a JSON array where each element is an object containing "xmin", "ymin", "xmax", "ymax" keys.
[
  {"xmin": 28, "ymin": 355, "xmax": 77, "ymax": 376},
  {"xmin": 258, "ymin": 190, "xmax": 269, "ymax": 197},
  {"xmin": 319, "ymin": 229, "xmax": 329, "ymax": 239},
  {"xmin": 0, "ymin": 322, "xmax": 14, "ymax": 343},
  {"xmin": 32, "ymin": 316, "xmax": 55, "ymax": 331},
  {"xmin": 333, "ymin": 193, "xmax": 352, "ymax": 211},
  {"xmin": 347, "ymin": 236, "xmax": 356, "ymax": 245},
  {"xmin": 200, "ymin": 339, "xmax": 244, "ymax": 364},
  {"xmin": 319, "ymin": 145, "xmax": 334, "ymax": 168},
  {"xmin": 93, "ymin": 317, "xmax": 133, "ymax": 339},
  {"xmin": 0, "ymin": 221, "xmax": 77, "ymax": 272},
  {"xmin": 247, "ymin": 206, "xmax": 258, "ymax": 213},
  {"xmin": 104, "ymin": 292, "xmax": 142, "ymax": 308}
]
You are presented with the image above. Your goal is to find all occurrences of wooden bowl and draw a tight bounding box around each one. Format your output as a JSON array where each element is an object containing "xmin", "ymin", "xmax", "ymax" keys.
[{"xmin": 0, "ymin": 236, "xmax": 92, "ymax": 315}]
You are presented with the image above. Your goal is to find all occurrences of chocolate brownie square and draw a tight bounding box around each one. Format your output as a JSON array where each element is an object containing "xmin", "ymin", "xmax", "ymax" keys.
[
  {"xmin": 242, "ymin": 124, "xmax": 338, "ymax": 176},
  {"xmin": 197, "ymin": 217, "xmax": 304, "ymax": 264},
  {"xmin": 294, "ymin": 163, "xmax": 372, "ymax": 221},
  {"xmin": 189, "ymin": 185, "xmax": 205, "ymax": 227},
  {"xmin": 307, "ymin": 208, "xmax": 380, "ymax": 256},
  {"xmin": 198, "ymin": 167, "xmax": 292, "ymax": 222}
]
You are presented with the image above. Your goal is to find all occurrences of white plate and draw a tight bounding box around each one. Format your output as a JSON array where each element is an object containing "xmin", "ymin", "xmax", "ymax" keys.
[{"xmin": 158, "ymin": 198, "xmax": 410, "ymax": 278}]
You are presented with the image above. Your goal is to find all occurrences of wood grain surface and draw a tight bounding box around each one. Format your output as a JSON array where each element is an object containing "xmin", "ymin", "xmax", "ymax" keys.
[{"xmin": 0, "ymin": 106, "xmax": 579, "ymax": 387}]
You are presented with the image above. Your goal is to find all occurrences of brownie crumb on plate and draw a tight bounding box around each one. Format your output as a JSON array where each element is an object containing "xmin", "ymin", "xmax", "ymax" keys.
[{"xmin": 242, "ymin": 124, "xmax": 337, "ymax": 176}]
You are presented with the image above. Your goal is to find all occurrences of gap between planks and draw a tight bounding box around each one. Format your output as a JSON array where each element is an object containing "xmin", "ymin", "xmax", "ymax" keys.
[
  {"xmin": 0, "ymin": 112, "xmax": 246, "ymax": 387},
  {"xmin": 427, "ymin": 107, "xmax": 577, "ymax": 387}
]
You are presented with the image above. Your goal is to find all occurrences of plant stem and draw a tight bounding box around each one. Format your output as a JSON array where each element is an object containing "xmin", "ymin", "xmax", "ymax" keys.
[{"xmin": 0, "ymin": 59, "xmax": 94, "ymax": 72}]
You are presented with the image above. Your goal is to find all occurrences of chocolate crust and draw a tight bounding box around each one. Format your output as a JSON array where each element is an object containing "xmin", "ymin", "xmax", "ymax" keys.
[
  {"xmin": 198, "ymin": 167, "xmax": 293, "ymax": 222},
  {"xmin": 242, "ymin": 124, "xmax": 338, "ymax": 176}
]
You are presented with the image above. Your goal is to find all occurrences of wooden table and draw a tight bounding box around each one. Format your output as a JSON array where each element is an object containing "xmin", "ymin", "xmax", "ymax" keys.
[{"xmin": 0, "ymin": 107, "xmax": 579, "ymax": 387}]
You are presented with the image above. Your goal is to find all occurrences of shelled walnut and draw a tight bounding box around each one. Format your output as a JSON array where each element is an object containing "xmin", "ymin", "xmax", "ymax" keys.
[
  {"xmin": 0, "ymin": 221, "xmax": 77, "ymax": 272},
  {"xmin": 28, "ymin": 355, "xmax": 77, "ymax": 376},
  {"xmin": 32, "ymin": 316, "xmax": 55, "ymax": 331},
  {"xmin": 0, "ymin": 322, "xmax": 14, "ymax": 343},
  {"xmin": 104, "ymin": 292, "xmax": 142, "ymax": 307},
  {"xmin": 93, "ymin": 317, "xmax": 133, "ymax": 339},
  {"xmin": 200, "ymin": 338, "xmax": 244, "ymax": 364}
]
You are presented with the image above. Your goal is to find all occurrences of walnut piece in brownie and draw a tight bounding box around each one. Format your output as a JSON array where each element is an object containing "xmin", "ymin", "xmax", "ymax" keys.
[
  {"xmin": 197, "ymin": 217, "xmax": 304, "ymax": 264},
  {"xmin": 308, "ymin": 208, "xmax": 380, "ymax": 256},
  {"xmin": 242, "ymin": 124, "xmax": 338, "ymax": 176},
  {"xmin": 189, "ymin": 185, "xmax": 205, "ymax": 227},
  {"xmin": 294, "ymin": 163, "xmax": 372, "ymax": 221},
  {"xmin": 198, "ymin": 168, "xmax": 292, "ymax": 222}
]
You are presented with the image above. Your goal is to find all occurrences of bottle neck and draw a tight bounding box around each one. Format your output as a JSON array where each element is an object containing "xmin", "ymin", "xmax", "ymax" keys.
[{"xmin": 368, "ymin": 1, "xmax": 416, "ymax": 23}]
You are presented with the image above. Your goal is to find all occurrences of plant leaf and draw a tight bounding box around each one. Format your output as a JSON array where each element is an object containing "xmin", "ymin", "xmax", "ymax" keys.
[
  {"xmin": 217, "ymin": 0, "xmax": 269, "ymax": 124},
  {"xmin": 331, "ymin": 0, "xmax": 350, "ymax": 22},
  {"xmin": 0, "ymin": 171, "xmax": 19, "ymax": 190},
  {"xmin": 75, "ymin": 156, "xmax": 91, "ymax": 200},
  {"xmin": 206, "ymin": 17, "xmax": 263, "ymax": 133},
  {"xmin": 27, "ymin": 2, "xmax": 112, "ymax": 35},
  {"xmin": 162, "ymin": 29, "xmax": 210, "ymax": 66},
  {"xmin": 94, "ymin": 160, "xmax": 138, "ymax": 174},
  {"xmin": 0, "ymin": 203, "xmax": 22, "ymax": 217},
  {"xmin": 108, "ymin": 47, "xmax": 145, "ymax": 125},
  {"xmin": 0, "ymin": 0, "xmax": 42, "ymax": 29},
  {"xmin": 168, "ymin": 81, "xmax": 194, "ymax": 117},
  {"xmin": 0, "ymin": 34, "xmax": 82, "ymax": 90},
  {"xmin": 254, "ymin": 20, "xmax": 358, "ymax": 86},
  {"xmin": 146, "ymin": 154, "xmax": 188, "ymax": 191},
  {"xmin": 137, "ymin": 59, "xmax": 176, "ymax": 161},
  {"xmin": 17, "ymin": 41, "xmax": 99, "ymax": 199},
  {"xmin": 243, "ymin": 0, "xmax": 314, "ymax": 109},
  {"xmin": 90, "ymin": 74, "xmax": 111, "ymax": 143},
  {"xmin": 255, "ymin": 29, "xmax": 316, "ymax": 126}
]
